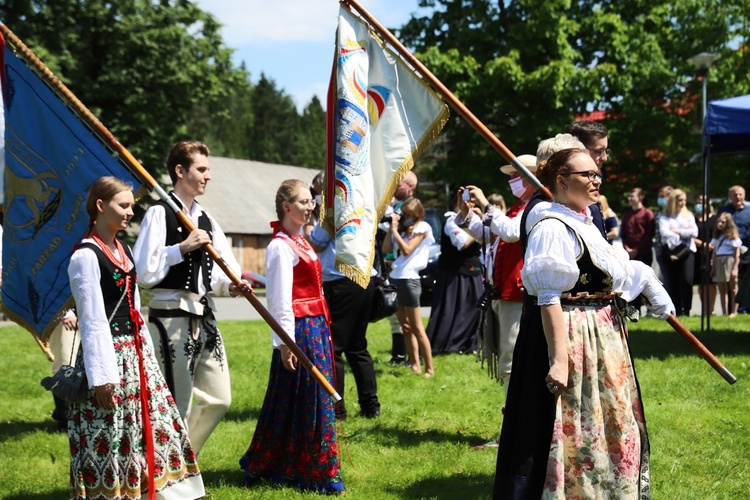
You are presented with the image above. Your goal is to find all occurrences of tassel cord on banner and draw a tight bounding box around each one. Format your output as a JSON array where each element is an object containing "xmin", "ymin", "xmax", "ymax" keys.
[
  {"xmin": 339, "ymin": 0, "xmax": 553, "ymax": 201},
  {"xmin": 0, "ymin": 23, "xmax": 342, "ymax": 403}
]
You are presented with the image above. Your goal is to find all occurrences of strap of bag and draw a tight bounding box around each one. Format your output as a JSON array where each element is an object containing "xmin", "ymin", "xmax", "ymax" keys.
[
  {"xmin": 376, "ymin": 232, "xmax": 389, "ymax": 280},
  {"xmin": 67, "ymin": 286, "xmax": 128, "ymax": 366}
]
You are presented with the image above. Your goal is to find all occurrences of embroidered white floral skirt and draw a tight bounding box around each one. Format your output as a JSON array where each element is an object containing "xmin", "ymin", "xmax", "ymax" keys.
[{"xmin": 69, "ymin": 326, "xmax": 204, "ymax": 499}]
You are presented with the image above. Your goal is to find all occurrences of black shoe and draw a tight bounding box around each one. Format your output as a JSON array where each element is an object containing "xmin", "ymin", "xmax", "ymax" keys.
[
  {"xmin": 387, "ymin": 355, "xmax": 406, "ymax": 365},
  {"xmin": 359, "ymin": 409, "xmax": 380, "ymax": 419}
]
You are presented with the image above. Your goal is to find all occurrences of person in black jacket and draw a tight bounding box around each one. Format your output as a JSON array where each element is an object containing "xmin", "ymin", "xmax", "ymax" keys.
[{"xmin": 426, "ymin": 193, "xmax": 483, "ymax": 354}]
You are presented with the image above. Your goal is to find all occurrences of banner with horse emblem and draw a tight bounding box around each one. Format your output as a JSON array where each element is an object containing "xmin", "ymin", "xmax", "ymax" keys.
[
  {"xmin": 327, "ymin": 7, "xmax": 448, "ymax": 287},
  {"xmin": 1, "ymin": 29, "xmax": 143, "ymax": 342}
]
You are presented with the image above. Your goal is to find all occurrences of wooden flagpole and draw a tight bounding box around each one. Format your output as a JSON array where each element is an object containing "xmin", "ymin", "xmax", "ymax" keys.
[
  {"xmin": 340, "ymin": 0, "xmax": 553, "ymax": 201},
  {"xmin": 0, "ymin": 23, "xmax": 342, "ymax": 402},
  {"xmin": 340, "ymin": 1, "xmax": 737, "ymax": 385},
  {"xmin": 667, "ymin": 315, "xmax": 737, "ymax": 384}
]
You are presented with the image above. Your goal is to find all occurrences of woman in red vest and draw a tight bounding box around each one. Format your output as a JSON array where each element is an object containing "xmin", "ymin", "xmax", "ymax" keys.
[{"xmin": 240, "ymin": 179, "xmax": 343, "ymax": 494}]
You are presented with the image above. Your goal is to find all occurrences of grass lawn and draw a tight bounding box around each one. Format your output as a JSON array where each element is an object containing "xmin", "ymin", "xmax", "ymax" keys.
[{"xmin": 0, "ymin": 315, "xmax": 749, "ymax": 499}]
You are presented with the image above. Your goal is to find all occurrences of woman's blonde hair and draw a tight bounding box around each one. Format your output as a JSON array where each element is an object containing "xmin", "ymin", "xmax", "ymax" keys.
[
  {"xmin": 714, "ymin": 212, "xmax": 740, "ymax": 240},
  {"xmin": 598, "ymin": 194, "xmax": 611, "ymax": 214},
  {"xmin": 275, "ymin": 179, "xmax": 308, "ymax": 221},
  {"xmin": 665, "ymin": 189, "xmax": 691, "ymax": 217}
]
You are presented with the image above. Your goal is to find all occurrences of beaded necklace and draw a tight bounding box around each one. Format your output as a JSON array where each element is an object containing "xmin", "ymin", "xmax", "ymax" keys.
[
  {"xmin": 90, "ymin": 228, "xmax": 131, "ymax": 272},
  {"xmin": 287, "ymin": 231, "xmax": 312, "ymax": 253},
  {"xmin": 279, "ymin": 230, "xmax": 323, "ymax": 292}
]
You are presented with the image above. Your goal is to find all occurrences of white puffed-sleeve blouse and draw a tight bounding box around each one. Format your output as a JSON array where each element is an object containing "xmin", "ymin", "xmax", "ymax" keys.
[{"xmin": 522, "ymin": 203, "xmax": 659, "ymax": 306}]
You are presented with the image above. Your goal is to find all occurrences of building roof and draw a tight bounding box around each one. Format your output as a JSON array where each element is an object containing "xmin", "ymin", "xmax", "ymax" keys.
[{"xmin": 190, "ymin": 156, "xmax": 320, "ymax": 235}]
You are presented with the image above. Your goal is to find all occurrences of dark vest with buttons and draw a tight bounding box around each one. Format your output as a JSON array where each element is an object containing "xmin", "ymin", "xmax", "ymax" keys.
[
  {"xmin": 153, "ymin": 194, "xmax": 214, "ymax": 294},
  {"xmin": 529, "ymin": 216, "xmax": 613, "ymax": 296},
  {"xmin": 77, "ymin": 241, "xmax": 137, "ymax": 331}
]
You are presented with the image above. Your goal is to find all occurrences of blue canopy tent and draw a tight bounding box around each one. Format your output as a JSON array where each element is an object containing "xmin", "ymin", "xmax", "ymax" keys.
[
  {"xmin": 701, "ymin": 95, "xmax": 750, "ymax": 330},
  {"xmin": 704, "ymin": 94, "xmax": 750, "ymax": 156}
]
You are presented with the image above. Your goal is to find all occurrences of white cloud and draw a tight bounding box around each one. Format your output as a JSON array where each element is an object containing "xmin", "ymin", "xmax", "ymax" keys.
[
  {"xmin": 197, "ymin": 0, "xmax": 419, "ymax": 47},
  {"xmin": 195, "ymin": 0, "xmax": 424, "ymax": 111}
]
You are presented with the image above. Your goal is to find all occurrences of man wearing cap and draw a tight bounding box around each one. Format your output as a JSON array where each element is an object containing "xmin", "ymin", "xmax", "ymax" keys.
[{"xmin": 456, "ymin": 154, "xmax": 538, "ymax": 450}]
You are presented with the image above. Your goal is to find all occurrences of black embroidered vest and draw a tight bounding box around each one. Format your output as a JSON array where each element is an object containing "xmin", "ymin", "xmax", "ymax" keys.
[
  {"xmin": 78, "ymin": 242, "xmax": 137, "ymax": 325},
  {"xmin": 153, "ymin": 195, "xmax": 214, "ymax": 294},
  {"xmin": 438, "ymin": 225, "xmax": 482, "ymax": 276}
]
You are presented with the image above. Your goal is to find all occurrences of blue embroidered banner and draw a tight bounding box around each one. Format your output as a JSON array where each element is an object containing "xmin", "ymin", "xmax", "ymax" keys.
[{"xmin": 2, "ymin": 34, "xmax": 143, "ymax": 341}]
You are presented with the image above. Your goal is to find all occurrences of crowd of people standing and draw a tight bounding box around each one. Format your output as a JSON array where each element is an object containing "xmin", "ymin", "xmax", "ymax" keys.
[{"xmin": 38, "ymin": 121, "xmax": 749, "ymax": 499}]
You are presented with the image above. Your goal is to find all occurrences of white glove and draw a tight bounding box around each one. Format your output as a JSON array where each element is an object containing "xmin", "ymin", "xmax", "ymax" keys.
[{"xmin": 642, "ymin": 278, "xmax": 675, "ymax": 320}]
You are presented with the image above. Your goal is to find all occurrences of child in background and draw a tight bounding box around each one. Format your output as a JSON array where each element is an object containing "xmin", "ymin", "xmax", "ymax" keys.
[{"xmin": 711, "ymin": 213, "xmax": 743, "ymax": 317}]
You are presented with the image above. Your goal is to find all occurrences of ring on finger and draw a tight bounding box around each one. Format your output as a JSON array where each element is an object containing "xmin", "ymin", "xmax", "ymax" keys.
[{"xmin": 546, "ymin": 381, "xmax": 560, "ymax": 393}]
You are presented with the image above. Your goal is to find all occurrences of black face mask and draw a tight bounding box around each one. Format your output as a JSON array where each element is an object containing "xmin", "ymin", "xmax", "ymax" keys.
[{"xmin": 399, "ymin": 218, "xmax": 416, "ymax": 231}]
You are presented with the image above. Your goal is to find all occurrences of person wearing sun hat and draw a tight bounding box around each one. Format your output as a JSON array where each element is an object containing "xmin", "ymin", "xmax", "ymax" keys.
[{"xmin": 455, "ymin": 153, "xmax": 538, "ymax": 449}]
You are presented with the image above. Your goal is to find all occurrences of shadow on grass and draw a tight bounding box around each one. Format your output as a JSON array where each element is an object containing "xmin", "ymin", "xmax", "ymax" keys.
[
  {"xmin": 629, "ymin": 327, "xmax": 750, "ymax": 360},
  {"xmin": 222, "ymin": 406, "xmax": 262, "ymax": 423},
  {"xmin": 393, "ymin": 472, "xmax": 494, "ymax": 499},
  {"xmin": 341, "ymin": 421, "xmax": 489, "ymax": 448},
  {"xmin": 0, "ymin": 419, "xmax": 62, "ymax": 443},
  {"xmin": 3, "ymin": 487, "xmax": 68, "ymax": 499},
  {"xmin": 200, "ymin": 466, "xmax": 247, "ymax": 491}
]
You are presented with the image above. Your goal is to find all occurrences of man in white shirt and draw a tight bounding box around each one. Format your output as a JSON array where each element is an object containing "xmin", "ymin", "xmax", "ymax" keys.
[{"xmin": 133, "ymin": 140, "xmax": 246, "ymax": 454}]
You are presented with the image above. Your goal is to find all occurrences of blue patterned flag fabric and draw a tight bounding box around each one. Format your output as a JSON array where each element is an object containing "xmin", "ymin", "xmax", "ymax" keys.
[
  {"xmin": 327, "ymin": 7, "xmax": 449, "ymax": 287},
  {"xmin": 1, "ymin": 31, "xmax": 143, "ymax": 341}
]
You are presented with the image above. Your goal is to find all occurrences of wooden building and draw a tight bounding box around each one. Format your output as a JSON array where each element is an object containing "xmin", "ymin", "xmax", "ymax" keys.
[{"xmin": 155, "ymin": 156, "xmax": 319, "ymax": 276}]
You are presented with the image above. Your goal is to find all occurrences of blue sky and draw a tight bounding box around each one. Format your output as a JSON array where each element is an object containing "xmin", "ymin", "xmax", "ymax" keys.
[{"xmin": 195, "ymin": 0, "xmax": 427, "ymax": 110}]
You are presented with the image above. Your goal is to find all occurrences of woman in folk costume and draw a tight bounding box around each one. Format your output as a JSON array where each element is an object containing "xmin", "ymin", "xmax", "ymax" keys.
[
  {"xmin": 240, "ymin": 179, "xmax": 343, "ymax": 493},
  {"xmin": 494, "ymin": 149, "xmax": 675, "ymax": 499},
  {"xmin": 67, "ymin": 177, "xmax": 204, "ymax": 499}
]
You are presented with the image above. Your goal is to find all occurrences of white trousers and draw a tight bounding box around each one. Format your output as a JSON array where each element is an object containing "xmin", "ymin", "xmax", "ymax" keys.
[
  {"xmin": 48, "ymin": 323, "xmax": 80, "ymax": 374},
  {"xmin": 487, "ymin": 299, "xmax": 522, "ymax": 398},
  {"xmin": 148, "ymin": 313, "xmax": 231, "ymax": 454}
]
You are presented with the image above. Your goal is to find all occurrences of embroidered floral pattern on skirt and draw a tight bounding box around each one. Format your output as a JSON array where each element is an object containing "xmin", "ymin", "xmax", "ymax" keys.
[
  {"xmin": 542, "ymin": 305, "xmax": 650, "ymax": 499},
  {"xmin": 240, "ymin": 314, "xmax": 343, "ymax": 493},
  {"xmin": 69, "ymin": 322, "xmax": 201, "ymax": 499}
]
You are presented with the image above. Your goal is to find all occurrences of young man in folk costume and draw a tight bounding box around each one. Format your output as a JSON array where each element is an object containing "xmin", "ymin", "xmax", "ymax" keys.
[{"xmin": 133, "ymin": 140, "xmax": 249, "ymax": 454}]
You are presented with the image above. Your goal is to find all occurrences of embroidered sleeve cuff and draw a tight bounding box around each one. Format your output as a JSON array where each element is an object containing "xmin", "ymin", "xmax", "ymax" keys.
[{"xmin": 537, "ymin": 292, "xmax": 561, "ymax": 306}]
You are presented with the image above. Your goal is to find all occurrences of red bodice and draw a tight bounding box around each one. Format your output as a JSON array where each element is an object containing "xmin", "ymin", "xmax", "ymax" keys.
[{"xmin": 273, "ymin": 230, "xmax": 331, "ymax": 322}]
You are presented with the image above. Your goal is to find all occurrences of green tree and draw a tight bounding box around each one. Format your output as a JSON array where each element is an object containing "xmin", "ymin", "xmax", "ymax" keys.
[
  {"xmin": 246, "ymin": 74, "xmax": 302, "ymax": 165},
  {"xmin": 398, "ymin": 0, "xmax": 750, "ymax": 207},
  {"xmin": 1, "ymin": 0, "xmax": 244, "ymax": 175},
  {"xmin": 296, "ymin": 96, "xmax": 327, "ymax": 170}
]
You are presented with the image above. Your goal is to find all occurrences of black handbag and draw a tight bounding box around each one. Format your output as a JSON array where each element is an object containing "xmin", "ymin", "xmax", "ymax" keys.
[
  {"xmin": 666, "ymin": 243, "xmax": 691, "ymax": 261},
  {"xmin": 369, "ymin": 239, "xmax": 399, "ymax": 323},
  {"xmin": 40, "ymin": 319, "xmax": 87, "ymax": 404},
  {"xmin": 40, "ymin": 362, "xmax": 87, "ymax": 404},
  {"xmin": 369, "ymin": 275, "xmax": 399, "ymax": 323},
  {"xmin": 41, "ymin": 290, "xmax": 125, "ymax": 404}
]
